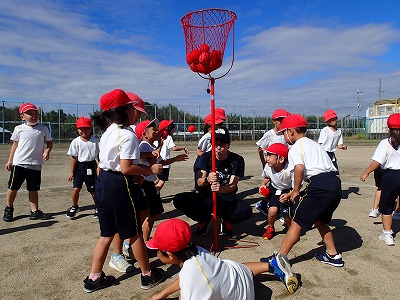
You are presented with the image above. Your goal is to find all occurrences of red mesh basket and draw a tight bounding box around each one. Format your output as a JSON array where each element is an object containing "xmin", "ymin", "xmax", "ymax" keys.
[{"xmin": 181, "ymin": 9, "xmax": 236, "ymax": 75}]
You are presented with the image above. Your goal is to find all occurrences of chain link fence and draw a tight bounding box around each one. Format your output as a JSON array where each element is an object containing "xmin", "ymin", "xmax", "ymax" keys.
[{"xmin": 0, "ymin": 100, "xmax": 384, "ymax": 144}]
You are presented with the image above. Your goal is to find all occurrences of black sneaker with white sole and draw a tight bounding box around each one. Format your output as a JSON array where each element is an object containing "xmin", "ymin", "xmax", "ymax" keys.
[
  {"xmin": 66, "ymin": 206, "xmax": 79, "ymax": 218},
  {"xmin": 29, "ymin": 210, "xmax": 51, "ymax": 220},
  {"xmin": 3, "ymin": 206, "xmax": 14, "ymax": 222},
  {"xmin": 141, "ymin": 267, "xmax": 165, "ymax": 290},
  {"xmin": 83, "ymin": 272, "xmax": 116, "ymax": 293}
]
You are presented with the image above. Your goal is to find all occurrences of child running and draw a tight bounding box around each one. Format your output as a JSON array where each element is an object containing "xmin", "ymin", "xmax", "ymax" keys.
[
  {"xmin": 256, "ymin": 109, "xmax": 290, "ymax": 169},
  {"xmin": 264, "ymin": 114, "xmax": 344, "ymax": 268},
  {"xmin": 360, "ymin": 113, "xmax": 400, "ymax": 245},
  {"xmin": 147, "ymin": 218, "xmax": 299, "ymax": 300},
  {"xmin": 318, "ymin": 109, "xmax": 347, "ymax": 174},
  {"xmin": 258, "ymin": 143, "xmax": 292, "ymax": 240},
  {"xmin": 66, "ymin": 117, "xmax": 99, "ymax": 219},
  {"xmin": 3, "ymin": 103, "xmax": 53, "ymax": 222},
  {"xmin": 83, "ymin": 89, "xmax": 165, "ymax": 293}
]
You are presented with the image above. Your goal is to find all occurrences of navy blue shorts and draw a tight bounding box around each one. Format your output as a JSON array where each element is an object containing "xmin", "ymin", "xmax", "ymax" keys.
[
  {"xmin": 8, "ymin": 165, "xmax": 41, "ymax": 191},
  {"xmin": 95, "ymin": 170, "xmax": 144, "ymax": 240},
  {"xmin": 291, "ymin": 172, "xmax": 341, "ymax": 230},
  {"xmin": 373, "ymin": 166, "xmax": 386, "ymax": 189},
  {"xmin": 267, "ymin": 185, "xmax": 291, "ymax": 219},
  {"xmin": 379, "ymin": 169, "xmax": 400, "ymax": 215},
  {"xmin": 141, "ymin": 180, "xmax": 164, "ymax": 216},
  {"xmin": 157, "ymin": 168, "xmax": 170, "ymax": 181},
  {"xmin": 72, "ymin": 161, "xmax": 97, "ymax": 192}
]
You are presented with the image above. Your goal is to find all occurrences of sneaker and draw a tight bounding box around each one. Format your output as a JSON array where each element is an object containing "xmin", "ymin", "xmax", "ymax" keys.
[
  {"xmin": 29, "ymin": 210, "xmax": 51, "ymax": 220},
  {"xmin": 369, "ymin": 208, "xmax": 381, "ymax": 218},
  {"xmin": 122, "ymin": 241, "xmax": 134, "ymax": 259},
  {"xmin": 3, "ymin": 206, "xmax": 14, "ymax": 222},
  {"xmin": 255, "ymin": 201, "xmax": 269, "ymax": 217},
  {"xmin": 141, "ymin": 267, "xmax": 165, "ymax": 290},
  {"xmin": 314, "ymin": 252, "xmax": 344, "ymax": 267},
  {"xmin": 378, "ymin": 230, "xmax": 395, "ymax": 246},
  {"xmin": 195, "ymin": 219, "xmax": 210, "ymax": 236},
  {"xmin": 392, "ymin": 211, "xmax": 400, "ymax": 221},
  {"xmin": 83, "ymin": 271, "xmax": 116, "ymax": 293},
  {"xmin": 220, "ymin": 219, "xmax": 234, "ymax": 236},
  {"xmin": 66, "ymin": 206, "xmax": 79, "ymax": 218},
  {"xmin": 263, "ymin": 226, "xmax": 275, "ymax": 240},
  {"xmin": 108, "ymin": 254, "xmax": 135, "ymax": 273},
  {"xmin": 269, "ymin": 253, "xmax": 299, "ymax": 294},
  {"xmin": 93, "ymin": 208, "xmax": 98, "ymax": 219}
]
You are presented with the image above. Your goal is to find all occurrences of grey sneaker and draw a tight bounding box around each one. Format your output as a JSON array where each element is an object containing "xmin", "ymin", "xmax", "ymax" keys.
[
  {"xmin": 369, "ymin": 208, "xmax": 381, "ymax": 218},
  {"xmin": 3, "ymin": 206, "xmax": 14, "ymax": 222},
  {"xmin": 108, "ymin": 254, "xmax": 135, "ymax": 273}
]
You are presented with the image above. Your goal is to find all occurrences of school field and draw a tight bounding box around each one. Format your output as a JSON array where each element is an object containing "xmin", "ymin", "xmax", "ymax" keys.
[{"xmin": 0, "ymin": 141, "xmax": 399, "ymax": 300}]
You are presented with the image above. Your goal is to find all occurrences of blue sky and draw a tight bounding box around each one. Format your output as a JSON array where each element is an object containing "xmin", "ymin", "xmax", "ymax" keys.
[{"xmin": 0, "ymin": 0, "xmax": 399, "ymax": 118}]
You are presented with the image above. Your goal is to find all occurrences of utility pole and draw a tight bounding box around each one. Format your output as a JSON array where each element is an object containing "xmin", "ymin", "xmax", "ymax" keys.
[
  {"xmin": 355, "ymin": 89, "xmax": 363, "ymax": 128},
  {"xmin": 378, "ymin": 79, "xmax": 384, "ymax": 101}
]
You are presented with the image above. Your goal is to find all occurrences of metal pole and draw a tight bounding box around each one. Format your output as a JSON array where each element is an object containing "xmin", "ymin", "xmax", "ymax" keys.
[
  {"xmin": 58, "ymin": 104, "xmax": 61, "ymax": 144},
  {"xmin": 2, "ymin": 101, "xmax": 5, "ymax": 144},
  {"xmin": 210, "ymin": 77, "xmax": 218, "ymax": 252}
]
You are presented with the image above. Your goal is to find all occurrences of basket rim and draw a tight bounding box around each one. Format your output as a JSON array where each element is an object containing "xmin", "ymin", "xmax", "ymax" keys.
[{"xmin": 181, "ymin": 8, "xmax": 237, "ymax": 27}]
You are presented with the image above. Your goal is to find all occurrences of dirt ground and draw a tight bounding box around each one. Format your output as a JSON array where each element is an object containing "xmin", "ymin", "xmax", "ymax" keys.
[{"xmin": 1, "ymin": 140, "xmax": 399, "ymax": 300}]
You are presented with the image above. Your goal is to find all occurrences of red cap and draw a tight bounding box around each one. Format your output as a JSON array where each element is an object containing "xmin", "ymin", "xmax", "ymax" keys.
[
  {"xmin": 19, "ymin": 103, "xmax": 38, "ymax": 114},
  {"xmin": 146, "ymin": 218, "xmax": 192, "ymax": 252},
  {"xmin": 264, "ymin": 143, "xmax": 289, "ymax": 159},
  {"xmin": 76, "ymin": 117, "xmax": 91, "ymax": 128},
  {"xmin": 323, "ymin": 110, "xmax": 337, "ymax": 122},
  {"xmin": 126, "ymin": 92, "xmax": 148, "ymax": 115},
  {"xmin": 134, "ymin": 118, "xmax": 159, "ymax": 139},
  {"xmin": 215, "ymin": 108, "xmax": 226, "ymax": 120},
  {"xmin": 204, "ymin": 114, "xmax": 225, "ymax": 125},
  {"xmin": 272, "ymin": 109, "xmax": 291, "ymax": 120},
  {"xmin": 387, "ymin": 113, "xmax": 400, "ymax": 129},
  {"xmin": 100, "ymin": 89, "xmax": 135, "ymax": 111},
  {"xmin": 159, "ymin": 119, "xmax": 174, "ymax": 133},
  {"xmin": 278, "ymin": 114, "xmax": 307, "ymax": 132}
]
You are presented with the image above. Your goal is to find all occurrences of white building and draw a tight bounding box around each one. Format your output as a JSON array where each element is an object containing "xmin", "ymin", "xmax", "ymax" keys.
[{"xmin": 365, "ymin": 98, "xmax": 400, "ymax": 134}]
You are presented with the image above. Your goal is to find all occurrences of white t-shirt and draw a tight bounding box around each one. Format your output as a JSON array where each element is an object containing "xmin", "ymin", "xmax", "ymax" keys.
[
  {"xmin": 371, "ymin": 138, "xmax": 400, "ymax": 170},
  {"xmin": 198, "ymin": 132, "xmax": 212, "ymax": 153},
  {"xmin": 288, "ymin": 137, "xmax": 337, "ymax": 180},
  {"xmin": 67, "ymin": 136, "xmax": 99, "ymax": 162},
  {"xmin": 256, "ymin": 129, "xmax": 287, "ymax": 152},
  {"xmin": 139, "ymin": 141, "xmax": 159, "ymax": 182},
  {"xmin": 98, "ymin": 124, "xmax": 139, "ymax": 172},
  {"xmin": 11, "ymin": 123, "xmax": 52, "ymax": 166},
  {"xmin": 179, "ymin": 247, "xmax": 255, "ymax": 300},
  {"xmin": 261, "ymin": 162, "xmax": 292, "ymax": 190},
  {"xmin": 318, "ymin": 126, "xmax": 343, "ymax": 152},
  {"xmin": 160, "ymin": 135, "xmax": 176, "ymax": 169}
]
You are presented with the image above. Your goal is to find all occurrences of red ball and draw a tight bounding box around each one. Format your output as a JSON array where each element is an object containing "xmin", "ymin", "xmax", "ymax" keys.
[
  {"xmin": 187, "ymin": 125, "xmax": 196, "ymax": 133},
  {"xmin": 259, "ymin": 186, "xmax": 270, "ymax": 197},
  {"xmin": 199, "ymin": 43, "xmax": 210, "ymax": 53}
]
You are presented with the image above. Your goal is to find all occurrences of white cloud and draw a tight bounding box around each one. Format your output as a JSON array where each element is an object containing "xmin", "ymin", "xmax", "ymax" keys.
[{"xmin": 0, "ymin": 1, "xmax": 399, "ymax": 118}]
